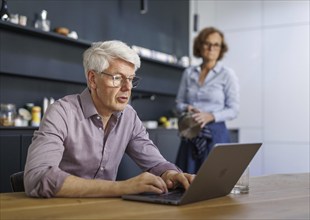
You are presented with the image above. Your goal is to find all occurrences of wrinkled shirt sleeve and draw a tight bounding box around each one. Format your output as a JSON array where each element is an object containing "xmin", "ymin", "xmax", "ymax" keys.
[{"xmin": 24, "ymin": 101, "xmax": 70, "ymax": 198}]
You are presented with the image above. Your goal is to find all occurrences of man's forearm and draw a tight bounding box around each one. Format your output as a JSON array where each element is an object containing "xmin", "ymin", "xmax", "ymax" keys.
[{"xmin": 55, "ymin": 175, "xmax": 122, "ymax": 197}]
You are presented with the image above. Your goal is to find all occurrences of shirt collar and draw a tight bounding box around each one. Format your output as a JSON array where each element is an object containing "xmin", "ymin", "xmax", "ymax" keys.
[
  {"xmin": 80, "ymin": 88, "xmax": 123, "ymax": 119},
  {"xmin": 194, "ymin": 61, "xmax": 223, "ymax": 74},
  {"xmin": 213, "ymin": 61, "xmax": 223, "ymax": 73},
  {"xmin": 80, "ymin": 88, "xmax": 97, "ymax": 119}
]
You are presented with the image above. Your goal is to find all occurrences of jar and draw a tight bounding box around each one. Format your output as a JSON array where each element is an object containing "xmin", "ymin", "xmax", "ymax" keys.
[
  {"xmin": 0, "ymin": 103, "xmax": 17, "ymax": 126},
  {"xmin": 31, "ymin": 106, "xmax": 41, "ymax": 127}
]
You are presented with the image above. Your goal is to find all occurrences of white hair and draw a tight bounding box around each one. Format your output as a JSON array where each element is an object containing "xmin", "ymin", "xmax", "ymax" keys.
[{"xmin": 83, "ymin": 40, "xmax": 141, "ymax": 81}]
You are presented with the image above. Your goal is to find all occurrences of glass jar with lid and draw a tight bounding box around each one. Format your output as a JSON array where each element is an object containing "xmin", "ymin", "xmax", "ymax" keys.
[{"xmin": 0, "ymin": 103, "xmax": 17, "ymax": 126}]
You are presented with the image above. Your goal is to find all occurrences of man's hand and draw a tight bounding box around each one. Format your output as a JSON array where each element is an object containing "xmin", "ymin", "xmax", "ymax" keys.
[
  {"xmin": 121, "ymin": 172, "xmax": 168, "ymax": 195},
  {"xmin": 161, "ymin": 170, "xmax": 196, "ymax": 190}
]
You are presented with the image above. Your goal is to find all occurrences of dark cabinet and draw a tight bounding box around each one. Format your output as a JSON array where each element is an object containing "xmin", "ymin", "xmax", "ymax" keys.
[
  {"xmin": 116, "ymin": 128, "xmax": 180, "ymax": 180},
  {"xmin": 0, "ymin": 134, "xmax": 21, "ymax": 192},
  {"xmin": 20, "ymin": 135, "xmax": 33, "ymax": 169},
  {"xmin": 0, "ymin": 128, "xmax": 35, "ymax": 192},
  {"xmin": 156, "ymin": 129, "xmax": 181, "ymax": 163}
]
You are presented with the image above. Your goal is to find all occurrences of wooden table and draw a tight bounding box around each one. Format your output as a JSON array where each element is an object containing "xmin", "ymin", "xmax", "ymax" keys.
[{"xmin": 1, "ymin": 173, "xmax": 309, "ymax": 219}]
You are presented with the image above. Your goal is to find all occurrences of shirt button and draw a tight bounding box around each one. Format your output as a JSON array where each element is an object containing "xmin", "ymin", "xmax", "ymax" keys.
[
  {"xmin": 99, "ymin": 127, "xmax": 103, "ymax": 130},
  {"xmin": 100, "ymin": 167, "xmax": 104, "ymax": 171},
  {"xmin": 97, "ymin": 116, "xmax": 101, "ymax": 120}
]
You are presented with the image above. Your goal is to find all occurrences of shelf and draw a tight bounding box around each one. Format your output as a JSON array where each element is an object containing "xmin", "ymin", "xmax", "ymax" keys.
[
  {"xmin": 141, "ymin": 56, "xmax": 185, "ymax": 69},
  {"xmin": 133, "ymin": 88, "xmax": 176, "ymax": 97},
  {"xmin": 0, "ymin": 20, "xmax": 186, "ymax": 69},
  {"xmin": 0, "ymin": 20, "xmax": 91, "ymax": 47},
  {"xmin": 0, "ymin": 126, "xmax": 38, "ymax": 130}
]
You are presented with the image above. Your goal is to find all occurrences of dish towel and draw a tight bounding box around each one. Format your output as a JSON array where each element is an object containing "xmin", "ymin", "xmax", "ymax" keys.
[{"xmin": 188, "ymin": 125, "xmax": 212, "ymax": 159}]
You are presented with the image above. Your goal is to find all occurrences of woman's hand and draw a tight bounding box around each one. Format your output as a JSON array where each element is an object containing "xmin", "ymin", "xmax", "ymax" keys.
[
  {"xmin": 192, "ymin": 112, "xmax": 215, "ymax": 128},
  {"xmin": 187, "ymin": 105, "xmax": 200, "ymax": 113}
]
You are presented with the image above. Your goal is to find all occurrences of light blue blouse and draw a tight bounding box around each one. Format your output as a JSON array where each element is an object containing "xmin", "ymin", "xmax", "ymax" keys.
[{"xmin": 176, "ymin": 61, "xmax": 240, "ymax": 123}]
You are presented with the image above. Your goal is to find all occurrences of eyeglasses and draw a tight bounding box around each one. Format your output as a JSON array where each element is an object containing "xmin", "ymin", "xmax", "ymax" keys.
[
  {"xmin": 203, "ymin": 42, "xmax": 222, "ymax": 50},
  {"xmin": 99, "ymin": 71, "xmax": 141, "ymax": 88}
]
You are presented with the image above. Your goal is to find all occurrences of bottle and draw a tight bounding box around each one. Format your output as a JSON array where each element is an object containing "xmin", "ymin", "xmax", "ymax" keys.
[
  {"xmin": 0, "ymin": 0, "xmax": 10, "ymax": 21},
  {"xmin": 34, "ymin": 10, "xmax": 50, "ymax": 32},
  {"xmin": 31, "ymin": 106, "xmax": 41, "ymax": 127},
  {"xmin": 43, "ymin": 97, "xmax": 49, "ymax": 114}
]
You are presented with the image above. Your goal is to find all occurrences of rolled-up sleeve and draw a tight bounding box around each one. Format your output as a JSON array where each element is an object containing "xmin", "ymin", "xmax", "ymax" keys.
[{"xmin": 24, "ymin": 102, "xmax": 70, "ymax": 197}]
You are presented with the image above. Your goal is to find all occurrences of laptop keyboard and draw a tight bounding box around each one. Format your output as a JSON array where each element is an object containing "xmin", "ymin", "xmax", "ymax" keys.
[{"xmin": 145, "ymin": 189, "xmax": 185, "ymax": 201}]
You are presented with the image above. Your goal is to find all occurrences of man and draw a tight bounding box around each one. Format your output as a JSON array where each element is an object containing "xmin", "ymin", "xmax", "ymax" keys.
[{"xmin": 24, "ymin": 40, "xmax": 195, "ymax": 198}]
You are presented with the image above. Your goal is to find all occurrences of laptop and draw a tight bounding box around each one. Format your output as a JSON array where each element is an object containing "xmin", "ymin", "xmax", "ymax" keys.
[{"xmin": 122, "ymin": 142, "xmax": 262, "ymax": 205}]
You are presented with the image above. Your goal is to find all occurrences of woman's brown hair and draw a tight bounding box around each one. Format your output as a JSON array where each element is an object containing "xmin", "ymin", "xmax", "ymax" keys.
[{"xmin": 193, "ymin": 27, "xmax": 228, "ymax": 61}]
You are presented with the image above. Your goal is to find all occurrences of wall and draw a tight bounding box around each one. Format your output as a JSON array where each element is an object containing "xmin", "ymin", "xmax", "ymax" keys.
[{"xmin": 189, "ymin": 0, "xmax": 309, "ymax": 176}]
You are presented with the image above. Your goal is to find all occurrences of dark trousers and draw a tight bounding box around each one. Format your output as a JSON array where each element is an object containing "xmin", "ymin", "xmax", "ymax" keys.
[{"xmin": 175, "ymin": 122, "xmax": 230, "ymax": 174}]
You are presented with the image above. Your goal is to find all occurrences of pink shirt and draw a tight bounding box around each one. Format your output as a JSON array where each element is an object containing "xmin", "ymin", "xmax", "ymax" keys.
[{"xmin": 24, "ymin": 89, "xmax": 179, "ymax": 197}]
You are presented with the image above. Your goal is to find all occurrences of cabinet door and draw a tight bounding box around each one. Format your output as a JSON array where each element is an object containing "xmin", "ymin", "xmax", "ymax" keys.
[
  {"xmin": 21, "ymin": 135, "xmax": 33, "ymax": 170},
  {"xmin": 116, "ymin": 129, "xmax": 180, "ymax": 180},
  {"xmin": 156, "ymin": 130, "xmax": 180, "ymax": 164},
  {"xmin": 116, "ymin": 154, "xmax": 141, "ymax": 181},
  {"xmin": 116, "ymin": 130, "xmax": 158, "ymax": 180},
  {"xmin": 0, "ymin": 135, "xmax": 21, "ymax": 192}
]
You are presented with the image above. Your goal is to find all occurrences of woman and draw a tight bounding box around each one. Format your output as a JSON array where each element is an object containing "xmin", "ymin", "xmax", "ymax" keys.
[{"xmin": 176, "ymin": 27, "xmax": 239, "ymax": 174}]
